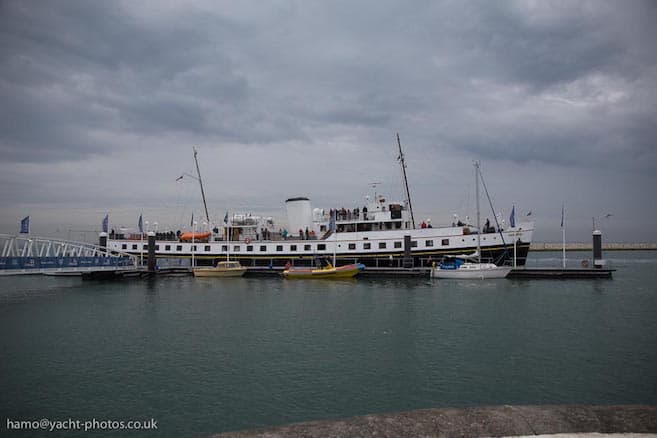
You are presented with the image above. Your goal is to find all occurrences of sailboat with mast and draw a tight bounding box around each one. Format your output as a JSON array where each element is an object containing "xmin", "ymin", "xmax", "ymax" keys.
[
  {"xmin": 189, "ymin": 147, "xmax": 246, "ymax": 277},
  {"xmin": 431, "ymin": 161, "xmax": 512, "ymax": 279}
]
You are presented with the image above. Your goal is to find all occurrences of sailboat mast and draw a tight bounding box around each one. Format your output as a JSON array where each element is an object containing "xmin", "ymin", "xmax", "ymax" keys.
[
  {"xmin": 475, "ymin": 161, "xmax": 481, "ymax": 263},
  {"xmin": 193, "ymin": 147, "xmax": 210, "ymax": 224},
  {"xmin": 396, "ymin": 133, "xmax": 416, "ymax": 229}
]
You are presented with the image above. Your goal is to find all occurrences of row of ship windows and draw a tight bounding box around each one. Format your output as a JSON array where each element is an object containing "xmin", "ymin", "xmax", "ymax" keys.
[{"xmin": 121, "ymin": 239, "xmax": 455, "ymax": 252}]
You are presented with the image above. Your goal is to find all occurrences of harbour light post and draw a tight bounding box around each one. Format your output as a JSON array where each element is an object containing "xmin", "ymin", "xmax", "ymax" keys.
[{"xmin": 592, "ymin": 213, "xmax": 612, "ymax": 269}]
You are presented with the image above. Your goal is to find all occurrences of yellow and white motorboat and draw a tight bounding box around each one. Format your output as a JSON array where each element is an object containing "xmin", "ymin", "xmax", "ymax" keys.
[
  {"xmin": 282, "ymin": 262, "xmax": 364, "ymax": 279},
  {"xmin": 193, "ymin": 261, "xmax": 246, "ymax": 277}
]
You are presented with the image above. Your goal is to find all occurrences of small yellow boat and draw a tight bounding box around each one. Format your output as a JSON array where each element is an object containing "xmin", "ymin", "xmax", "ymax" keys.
[
  {"xmin": 282, "ymin": 262, "xmax": 364, "ymax": 279},
  {"xmin": 193, "ymin": 261, "xmax": 246, "ymax": 277}
]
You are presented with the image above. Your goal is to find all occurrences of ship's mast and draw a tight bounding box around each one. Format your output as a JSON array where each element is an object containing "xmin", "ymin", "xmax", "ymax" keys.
[
  {"xmin": 475, "ymin": 160, "xmax": 481, "ymax": 263},
  {"xmin": 396, "ymin": 133, "xmax": 416, "ymax": 229},
  {"xmin": 193, "ymin": 147, "xmax": 211, "ymax": 224}
]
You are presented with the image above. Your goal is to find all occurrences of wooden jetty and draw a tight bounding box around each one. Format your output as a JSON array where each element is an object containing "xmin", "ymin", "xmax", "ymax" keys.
[
  {"xmin": 80, "ymin": 265, "xmax": 614, "ymax": 280},
  {"xmin": 81, "ymin": 267, "xmax": 190, "ymax": 280},
  {"xmin": 508, "ymin": 267, "xmax": 614, "ymax": 279}
]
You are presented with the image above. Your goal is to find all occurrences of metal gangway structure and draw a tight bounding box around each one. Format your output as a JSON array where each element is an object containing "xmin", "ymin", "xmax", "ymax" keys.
[{"xmin": 0, "ymin": 234, "xmax": 137, "ymax": 275}]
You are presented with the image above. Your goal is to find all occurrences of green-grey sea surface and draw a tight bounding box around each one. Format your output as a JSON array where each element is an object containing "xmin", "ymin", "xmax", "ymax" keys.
[{"xmin": 1, "ymin": 251, "xmax": 656, "ymax": 437}]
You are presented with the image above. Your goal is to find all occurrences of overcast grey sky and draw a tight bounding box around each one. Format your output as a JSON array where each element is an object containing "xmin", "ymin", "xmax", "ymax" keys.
[{"xmin": 1, "ymin": 0, "xmax": 656, "ymax": 242}]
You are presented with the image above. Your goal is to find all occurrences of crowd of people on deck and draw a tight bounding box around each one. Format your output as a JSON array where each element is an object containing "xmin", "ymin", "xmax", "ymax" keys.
[{"xmin": 329, "ymin": 207, "xmax": 368, "ymax": 221}]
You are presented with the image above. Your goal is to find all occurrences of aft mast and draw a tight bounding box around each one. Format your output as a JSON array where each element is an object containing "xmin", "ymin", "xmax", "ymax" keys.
[
  {"xmin": 475, "ymin": 161, "xmax": 482, "ymax": 263},
  {"xmin": 193, "ymin": 147, "xmax": 211, "ymax": 224},
  {"xmin": 396, "ymin": 133, "xmax": 416, "ymax": 229}
]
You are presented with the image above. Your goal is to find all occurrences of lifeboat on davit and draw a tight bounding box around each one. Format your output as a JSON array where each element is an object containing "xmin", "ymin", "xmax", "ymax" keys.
[{"xmin": 180, "ymin": 231, "xmax": 211, "ymax": 242}]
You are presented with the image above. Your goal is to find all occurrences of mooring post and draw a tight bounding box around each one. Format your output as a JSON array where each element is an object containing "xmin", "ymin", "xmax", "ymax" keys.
[
  {"xmin": 147, "ymin": 231, "xmax": 156, "ymax": 273},
  {"xmin": 403, "ymin": 235, "xmax": 413, "ymax": 268},
  {"xmin": 592, "ymin": 229, "xmax": 605, "ymax": 268}
]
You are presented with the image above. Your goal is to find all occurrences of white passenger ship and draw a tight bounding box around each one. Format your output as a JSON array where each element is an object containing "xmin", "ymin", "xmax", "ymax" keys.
[
  {"xmin": 107, "ymin": 141, "xmax": 534, "ymax": 269},
  {"xmin": 107, "ymin": 194, "xmax": 533, "ymax": 269}
]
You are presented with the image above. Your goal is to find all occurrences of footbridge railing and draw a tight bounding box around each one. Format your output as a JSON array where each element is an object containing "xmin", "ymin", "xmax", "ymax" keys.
[{"xmin": 0, "ymin": 234, "xmax": 138, "ymax": 275}]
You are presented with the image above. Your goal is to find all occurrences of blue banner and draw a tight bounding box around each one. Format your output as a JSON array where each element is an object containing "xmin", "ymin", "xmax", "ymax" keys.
[
  {"xmin": 20, "ymin": 216, "xmax": 29, "ymax": 234},
  {"xmin": 102, "ymin": 214, "xmax": 109, "ymax": 233},
  {"xmin": 509, "ymin": 206, "xmax": 515, "ymax": 228},
  {"xmin": 0, "ymin": 256, "xmax": 133, "ymax": 270}
]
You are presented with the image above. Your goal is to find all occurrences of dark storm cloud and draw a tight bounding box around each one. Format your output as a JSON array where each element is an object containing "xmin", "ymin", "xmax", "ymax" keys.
[
  {"xmin": 0, "ymin": 0, "xmax": 264, "ymax": 162},
  {"xmin": 462, "ymin": 4, "xmax": 625, "ymax": 87},
  {"xmin": 3, "ymin": 0, "xmax": 656, "ymax": 166},
  {"xmin": 1, "ymin": 0, "xmax": 657, "ymax": 241}
]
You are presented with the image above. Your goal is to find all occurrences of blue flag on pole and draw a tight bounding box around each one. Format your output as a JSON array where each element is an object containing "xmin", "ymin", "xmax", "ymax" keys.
[
  {"xmin": 561, "ymin": 204, "xmax": 564, "ymax": 228},
  {"xmin": 223, "ymin": 212, "xmax": 228, "ymax": 224},
  {"xmin": 509, "ymin": 206, "xmax": 516, "ymax": 228},
  {"xmin": 20, "ymin": 216, "xmax": 30, "ymax": 234},
  {"xmin": 102, "ymin": 214, "xmax": 109, "ymax": 233},
  {"xmin": 138, "ymin": 214, "xmax": 143, "ymax": 233}
]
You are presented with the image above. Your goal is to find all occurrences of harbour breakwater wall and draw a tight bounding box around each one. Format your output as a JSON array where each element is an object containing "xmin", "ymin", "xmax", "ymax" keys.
[{"xmin": 531, "ymin": 242, "xmax": 657, "ymax": 251}]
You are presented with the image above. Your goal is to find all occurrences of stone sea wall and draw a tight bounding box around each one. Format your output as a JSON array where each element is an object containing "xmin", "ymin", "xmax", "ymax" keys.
[{"xmin": 531, "ymin": 242, "xmax": 657, "ymax": 251}]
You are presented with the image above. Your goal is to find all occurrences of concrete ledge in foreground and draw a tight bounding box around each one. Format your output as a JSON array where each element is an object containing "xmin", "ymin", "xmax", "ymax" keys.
[{"xmin": 213, "ymin": 405, "xmax": 657, "ymax": 437}]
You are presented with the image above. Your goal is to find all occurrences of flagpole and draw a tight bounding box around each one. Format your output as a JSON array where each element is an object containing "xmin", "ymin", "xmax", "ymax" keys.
[
  {"xmin": 511, "ymin": 205, "xmax": 516, "ymax": 268},
  {"xmin": 329, "ymin": 209, "xmax": 337, "ymax": 267},
  {"xmin": 223, "ymin": 211, "xmax": 230, "ymax": 262},
  {"xmin": 513, "ymin": 235, "xmax": 517, "ymax": 268},
  {"xmin": 333, "ymin": 227, "xmax": 337, "ymax": 267},
  {"xmin": 562, "ymin": 204, "xmax": 566, "ymax": 269},
  {"xmin": 562, "ymin": 225, "xmax": 566, "ymax": 269},
  {"xmin": 140, "ymin": 214, "xmax": 144, "ymax": 267}
]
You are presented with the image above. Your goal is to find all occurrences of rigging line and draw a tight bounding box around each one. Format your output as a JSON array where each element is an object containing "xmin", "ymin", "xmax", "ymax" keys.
[
  {"xmin": 174, "ymin": 173, "xmax": 194, "ymax": 230},
  {"xmin": 477, "ymin": 166, "xmax": 509, "ymax": 262}
]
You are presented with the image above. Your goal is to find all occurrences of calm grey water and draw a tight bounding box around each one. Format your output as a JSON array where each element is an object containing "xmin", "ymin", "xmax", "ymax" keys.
[{"xmin": 1, "ymin": 251, "xmax": 656, "ymax": 437}]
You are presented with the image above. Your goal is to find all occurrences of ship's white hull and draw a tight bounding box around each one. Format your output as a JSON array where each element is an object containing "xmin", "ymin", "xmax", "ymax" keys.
[{"xmin": 108, "ymin": 223, "xmax": 533, "ymax": 269}]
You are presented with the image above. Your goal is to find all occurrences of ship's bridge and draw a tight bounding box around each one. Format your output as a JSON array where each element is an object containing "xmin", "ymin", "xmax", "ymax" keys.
[{"xmin": 308, "ymin": 194, "xmax": 411, "ymax": 235}]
